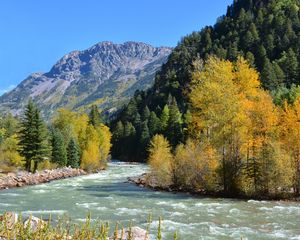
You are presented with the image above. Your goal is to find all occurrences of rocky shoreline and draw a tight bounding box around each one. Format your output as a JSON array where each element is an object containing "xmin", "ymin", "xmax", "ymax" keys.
[
  {"xmin": 128, "ymin": 173, "xmax": 300, "ymax": 202},
  {"xmin": 0, "ymin": 167, "xmax": 87, "ymax": 190}
]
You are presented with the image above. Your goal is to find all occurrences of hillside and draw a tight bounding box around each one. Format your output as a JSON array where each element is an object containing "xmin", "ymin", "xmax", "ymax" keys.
[
  {"xmin": 0, "ymin": 41, "xmax": 171, "ymax": 118},
  {"xmin": 112, "ymin": 0, "xmax": 300, "ymax": 161}
]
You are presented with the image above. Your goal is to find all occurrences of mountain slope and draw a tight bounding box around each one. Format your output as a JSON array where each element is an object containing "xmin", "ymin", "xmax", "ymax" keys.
[
  {"xmin": 0, "ymin": 41, "xmax": 172, "ymax": 117},
  {"xmin": 112, "ymin": 0, "xmax": 300, "ymax": 161}
]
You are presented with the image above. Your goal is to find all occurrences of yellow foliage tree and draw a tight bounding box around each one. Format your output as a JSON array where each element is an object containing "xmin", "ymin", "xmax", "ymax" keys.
[
  {"xmin": 53, "ymin": 109, "xmax": 112, "ymax": 172},
  {"xmin": 0, "ymin": 134, "xmax": 24, "ymax": 171},
  {"xmin": 96, "ymin": 125, "xmax": 112, "ymax": 161},
  {"xmin": 52, "ymin": 108, "xmax": 89, "ymax": 149},
  {"xmin": 173, "ymin": 140, "xmax": 219, "ymax": 191},
  {"xmin": 190, "ymin": 56, "xmax": 257, "ymax": 193},
  {"xmin": 148, "ymin": 134, "xmax": 173, "ymax": 187},
  {"xmin": 190, "ymin": 56, "xmax": 293, "ymax": 196},
  {"xmin": 280, "ymin": 97, "xmax": 300, "ymax": 193}
]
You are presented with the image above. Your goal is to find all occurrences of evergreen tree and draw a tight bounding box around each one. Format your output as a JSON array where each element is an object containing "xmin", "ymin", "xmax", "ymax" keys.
[
  {"xmin": 261, "ymin": 58, "xmax": 277, "ymax": 90},
  {"xmin": 160, "ymin": 105, "xmax": 170, "ymax": 131},
  {"xmin": 124, "ymin": 122, "xmax": 136, "ymax": 138},
  {"xmin": 67, "ymin": 138, "xmax": 80, "ymax": 168},
  {"xmin": 284, "ymin": 48, "xmax": 299, "ymax": 86},
  {"xmin": 32, "ymin": 107, "xmax": 49, "ymax": 172},
  {"xmin": 273, "ymin": 62, "xmax": 285, "ymax": 86},
  {"xmin": 89, "ymin": 105, "xmax": 102, "ymax": 127},
  {"xmin": 112, "ymin": 121, "xmax": 124, "ymax": 158},
  {"xmin": 124, "ymin": 122, "xmax": 136, "ymax": 160},
  {"xmin": 167, "ymin": 98, "xmax": 183, "ymax": 146},
  {"xmin": 123, "ymin": 99, "xmax": 138, "ymax": 122},
  {"xmin": 51, "ymin": 129, "xmax": 67, "ymax": 167},
  {"xmin": 18, "ymin": 100, "xmax": 36, "ymax": 171},
  {"xmin": 140, "ymin": 121, "xmax": 150, "ymax": 147},
  {"xmin": 18, "ymin": 100, "xmax": 49, "ymax": 172},
  {"xmin": 133, "ymin": 113, "xmax": 142, "ymax": 133},
  {"xmin": 148, "ymin": 111, "xmax": 161, "ymax": 135},
  {"xmin": 142, "ymin": 106, "xmax": 151, "ymax": 121}
]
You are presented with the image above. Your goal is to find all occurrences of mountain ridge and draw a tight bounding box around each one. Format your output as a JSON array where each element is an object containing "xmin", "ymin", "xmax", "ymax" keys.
[{"xmin": 0, "ymin": 41, "xmax": 172, "ymax": 118}]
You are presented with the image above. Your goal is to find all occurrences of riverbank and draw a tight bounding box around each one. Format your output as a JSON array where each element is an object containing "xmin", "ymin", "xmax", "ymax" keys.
[
  {"xmin": 128, "ymin": 173, "xmax": 300, "ymax": 202},
  {"xmin": 0, "ymin": 167, "xmax": 87, "ymax": 190}
]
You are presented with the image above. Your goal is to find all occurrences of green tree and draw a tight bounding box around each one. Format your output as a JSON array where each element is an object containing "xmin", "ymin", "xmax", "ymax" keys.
[
  {"xmin": 88, "ymin": 105, "xmax": 102, "ymax": 127},
  {"xmin": 18, "ymin": 100, "xmax": 49, "ymax": 172},
  {"xmin": 166, "ymin": 98, "xmax": 183, "ymax": 146},
  {"xmin": 273, "ymin": 61, "xmax": 285, "ymax": 86},
  {"xmin": 148, "ymin": 111, "xmax": 161, "ymax": 135},
  {"xmin": 284, "ymin": 48, "xmax": 299, "ymax": 86},
  {"xmin": 124, "ymin": 99, "xmax": 138, "ymax": 122},
  {"xmin": 112, "ymin": 121, "xmax": 124, "ymax": 158},
  {"xmin": 67, "ymin": 139, "xmax": 80, "ymax": 168},
  {"xmin": 18, "ymin": 100, "xmax": 36, "ymax": 171},
  {"xmin": 142, "ymin": 106, "xmax": 151, "ymax": 121},
  {"xmin": 261, "ymin": 58, "xmax": 277, "ymax": 89},
  {"xmin": 160, "ymin": 105, "xmax": 169, "ymax": 131},
  {"xmin": 133, "ymin": 113, "xmax": 142, "ymax": 133},
  {"xmin": 32, "ymin": 108, "xmax": 49, "ymax": 172},
  {"xmin": 140, "ymin": 121, "xmax": 150, "ymax": 148},
  {"xmin": 51, "ymin": 129, "xmax": 67, "ymax": 167},
  {"xmin": 123, "ymin": 122, "xmax": 136, "ymax": 160}
]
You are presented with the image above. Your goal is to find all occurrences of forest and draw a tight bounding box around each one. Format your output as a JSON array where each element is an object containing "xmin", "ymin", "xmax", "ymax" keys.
[
  {"xmin": 148, "ymin": 56, "xmax": 300, "ymax": 198},
  {"xmin": 110, "ymin": 0, "xmax": 300, "ymax": 197},
  {"xmin": 112, "ymin": 0, "xmax": 300, "ymax": 161},
  {"xmin": 0, "ymin": 102, "xmax": 111, "ymax": 173}
]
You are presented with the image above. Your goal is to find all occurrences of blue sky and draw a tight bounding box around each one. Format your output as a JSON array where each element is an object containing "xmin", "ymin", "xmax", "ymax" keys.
[{"xmin": 0, "ymin": 0, "xmax": 232, "ymax": 95}]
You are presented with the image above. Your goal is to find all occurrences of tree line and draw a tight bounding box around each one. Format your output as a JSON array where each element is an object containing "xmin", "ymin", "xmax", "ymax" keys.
[
  {"xmin": 149, "ymin": 56, "xmax": 300, "ymax": 197},
  {"xmin": 112, "ymin": 0, "xmax": 300, "ymax": 162},
  {"xmin": 0, "ymin": 101, "xmax": 111, "ymax": 173}
]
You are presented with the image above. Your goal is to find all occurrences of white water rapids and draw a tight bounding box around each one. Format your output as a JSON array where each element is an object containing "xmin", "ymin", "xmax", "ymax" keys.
[{"xmin": 0, "ymin": 162, "xmax": 299, "ymax": 239}]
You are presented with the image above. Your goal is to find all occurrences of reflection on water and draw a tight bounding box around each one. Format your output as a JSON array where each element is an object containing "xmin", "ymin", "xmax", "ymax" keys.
[{"xmin": 0, "ymin": 162, "xmax": 299, "ymax": 240}]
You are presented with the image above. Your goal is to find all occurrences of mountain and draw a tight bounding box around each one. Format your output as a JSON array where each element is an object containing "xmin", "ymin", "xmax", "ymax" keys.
[
  {"xmin": 0, "ymin": 41, "xmax": 172, "ymax": 118},
  {"xmin": 112, "ymin": 0, "xmax": 300, "ymax": 161}
]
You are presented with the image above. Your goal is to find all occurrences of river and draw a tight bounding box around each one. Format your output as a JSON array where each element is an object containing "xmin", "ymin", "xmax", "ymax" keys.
[{"xmin": 0, "ymin": 162, "xmax": 299, "ymax": 239}]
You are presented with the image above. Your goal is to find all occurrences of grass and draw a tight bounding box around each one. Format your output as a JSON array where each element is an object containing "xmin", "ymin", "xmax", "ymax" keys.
[{"xmin": 0, "ymin": 213, "xmax": 176, "ymax": 240}]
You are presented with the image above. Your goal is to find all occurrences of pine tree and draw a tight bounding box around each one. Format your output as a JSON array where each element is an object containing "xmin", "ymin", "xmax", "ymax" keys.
[
  {"xmin": 142, "ymin": 106, "xmax": 151, "ymax": 121},
  {"xmin": 67, "ymin": 138, "xmax": 80, "ymax": 168},
  {"xmin": 123, "ymin": 122, "xmax": 136, "ymax": 160},
  {"xmin": 273, "ymin": 62, "xmax": 285, "ymax": 86},
  {"xmin": 89, "ymin": 105, "xmax": 102, "ymax": 127},
  {"xmin": 148, "ymin": 111, "xmax": 161, "ymax": 135},
  {"xmin": 113, "ymin": 121, "xmax": 124, "ymax": 142},
  {"xmin": 133, "ymin": 113, "xmax": 142, "ymax": 133},
  {"xmin": 18, "ymin": 100, "xmax": 49, "ymax": 172},
  {"xmin": 51, "ymin": 129, "xmax": 67, "ymax": 167},
  {"xmin": 261, "ymin": 58, "xmax": 277, "ymax": 90},
  {"xmin": 284, "ymin": 48, "xmax": 299, "ymax": 86},
  {"xmin": 18, "ymin": 100, "xmax": 36, "ymax": 171},
  {"xmin": 124, "ymin": 99, "xmax": 138, "ymax": 122},
  {"xmin": 140, "ymin": 121, "xmax": 150, "ymax": 148},
  {"xmin": 112, "ymin": 121, "xmax": 124, "ymax": 158},
  {"xmin": 124, "ymin": 122, "xmax": 136, "ymax": 138},
  {"xmin": 166, "ymin": 98, "xmax": 183, "ymax": 146},
  {"xmin": 160, "ymin": 105, "xmax": 170, "ymax": 131}
]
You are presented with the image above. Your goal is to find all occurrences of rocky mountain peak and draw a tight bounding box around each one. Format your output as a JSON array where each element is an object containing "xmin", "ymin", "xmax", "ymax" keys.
[{"xmin": 0, "ymin": 41, "xmax": 172, "ymax": 118}]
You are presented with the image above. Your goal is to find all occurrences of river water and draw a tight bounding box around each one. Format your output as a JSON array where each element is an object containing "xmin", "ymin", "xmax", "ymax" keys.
[{"xmin": 0, "ymin": 162, "xmax": 299, "ymax": 239}]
